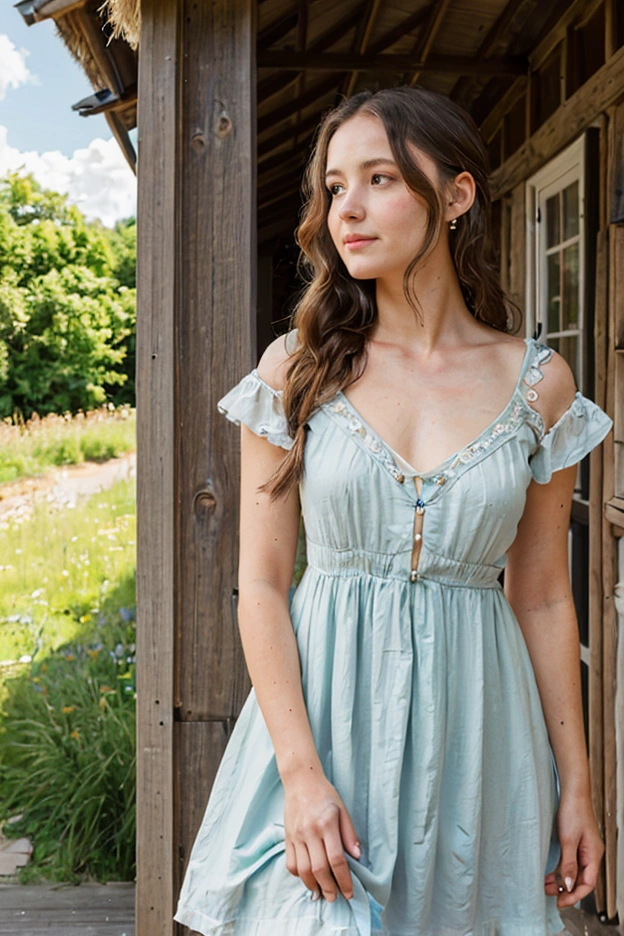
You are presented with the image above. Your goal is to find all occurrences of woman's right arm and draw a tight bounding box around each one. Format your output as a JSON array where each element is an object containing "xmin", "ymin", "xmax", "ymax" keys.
[{"xmin": 236, "ymin": 337, "xmax": 360, "ymax": 904}]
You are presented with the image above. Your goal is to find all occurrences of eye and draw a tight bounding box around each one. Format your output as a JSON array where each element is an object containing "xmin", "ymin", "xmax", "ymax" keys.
[
  {"xmin": 327, "ymin": 183, "xmax": 344, "ymax": 196},
  {"xmin": 371, "ymin": 173, "xmax": 392, "ymax": 185}
]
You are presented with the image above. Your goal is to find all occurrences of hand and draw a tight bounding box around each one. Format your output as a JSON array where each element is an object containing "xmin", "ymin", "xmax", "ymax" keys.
[
  {"xmin": 283, "ymin": 773, "xmax": 361, "ymax": 903},
  {"xmin": 544, "ymin": 793, "xmax": 604, "ymax": 908}
]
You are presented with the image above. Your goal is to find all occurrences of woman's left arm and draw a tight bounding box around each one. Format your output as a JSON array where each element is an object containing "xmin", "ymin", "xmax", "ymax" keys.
[{"xmin": 505, "ymin": 464, "xmax": 604, "ymax": 910}]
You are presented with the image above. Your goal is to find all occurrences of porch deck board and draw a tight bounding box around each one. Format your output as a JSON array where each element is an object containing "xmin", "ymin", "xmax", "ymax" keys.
[
  {"xmin": 0, "ymin": 882, "xmax": 135, "ymax": 935},
  {"xmin": 0, "ymin": 883, "xmax": 621, "ymax": 936}
]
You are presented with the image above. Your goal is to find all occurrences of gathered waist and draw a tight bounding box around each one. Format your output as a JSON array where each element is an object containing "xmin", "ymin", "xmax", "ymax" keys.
[{"xmin": 304, "ymin": 540, "xmax": 504, "ymax": 590}]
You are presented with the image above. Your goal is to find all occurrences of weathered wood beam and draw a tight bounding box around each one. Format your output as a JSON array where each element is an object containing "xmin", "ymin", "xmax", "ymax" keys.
[
  {"xmin": 257, "ymin": 9, "xmax": 298, "ymax": 50},
  {"xmin": 258, "ymin": 107, "xmax": 322, "ymax": 157},
  {"xmin": 258, "ymin": 75, "xmax": 337, "ymax": 134},
  {"xmin": 135, "ymin": 0, "xmax": 177, "ymax": 931},
  {"xmin": 256, "ymin": 51, "xmax": 528, "ymax": 75},
  {"xmin": 258, "ymin": 135, "xmax": 311, "ymax": 177},
  {"xmin": 408, "ymin": 0, "xmax": 453, "ymax": 86},
  {"xmin": 368, "ymin": 5, "xmax": 431, "ymax": 55},
  {"xmin": 451, "ymin": 0, "xmax": 530, "ymax": 108},
  {"xmin": 136, "ymin": 1, "xmax": 256, "ymax": 934},
  {"xmin": 258, "ymin": 6, "xmax": 361, "ymax": 103},
  {"xmin": 342, "ymin": 0, "xmax": 383, "ymax": 99},
  {"xmin": 490, "ymin": 42, "xmax": 624, "ymax": 197}
]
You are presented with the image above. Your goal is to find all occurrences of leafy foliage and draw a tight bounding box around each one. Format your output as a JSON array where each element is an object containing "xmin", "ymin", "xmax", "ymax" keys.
[{"xmin": 0, "ymin": 172, "xmax": 136, "ymax": 418}]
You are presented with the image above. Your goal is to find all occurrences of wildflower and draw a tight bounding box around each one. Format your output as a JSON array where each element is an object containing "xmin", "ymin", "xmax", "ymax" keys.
[
  {"xmin": 62, "ymin": 706, "xmax": 75, "ymax": 714},
  {"xmin": 70, "ymin": 729, "xmax": 80, "ymax": 740},
  {"xmin": 87, "ymin": 649, "xmax": 100, "ymax": 659}
]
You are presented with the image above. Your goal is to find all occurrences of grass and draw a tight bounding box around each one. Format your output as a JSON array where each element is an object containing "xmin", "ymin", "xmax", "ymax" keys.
[
  {"xmin": 0, "ymin": 462, "xmax": 137, "ymax": 882},
  {"xmin": 0, "ymin": 476, "xmax": 136, "ymax": 698},
  {"xmin": 0, "ymin": 405, "xmax": 135, "ymax": 486}
]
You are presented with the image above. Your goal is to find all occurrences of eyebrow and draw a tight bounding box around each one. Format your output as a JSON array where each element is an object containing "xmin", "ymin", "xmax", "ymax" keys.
[{"xmin": 324, "ymin": 157, "xmax": 398, "ymax": 179}]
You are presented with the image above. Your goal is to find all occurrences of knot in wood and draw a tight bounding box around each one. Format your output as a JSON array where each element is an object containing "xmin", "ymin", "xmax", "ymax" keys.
[
  {"xmin": 216, "ymin": 111, "xmax": 232, "ymax": 139},
  {"xmin": 194, "ymin": 489, "xmax": 217, "ymax": 514},
  {"xmin": 191, "ymin": 130, "xmax": 206, "ymax": 151}
]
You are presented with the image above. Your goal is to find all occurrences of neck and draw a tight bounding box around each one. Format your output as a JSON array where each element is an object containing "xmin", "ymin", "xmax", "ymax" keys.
[{"xmin": 372, "ymin": 249, "xmax": 477, "ymax": 354}]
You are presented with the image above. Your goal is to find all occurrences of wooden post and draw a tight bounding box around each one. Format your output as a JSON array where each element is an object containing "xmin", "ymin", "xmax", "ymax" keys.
[{"xmin": 135, "ymin": 1, "xmax": 257, "ymax": 934}]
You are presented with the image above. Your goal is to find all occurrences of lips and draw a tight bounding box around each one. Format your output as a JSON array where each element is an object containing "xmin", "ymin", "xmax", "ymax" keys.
[{"xmin": 344, "ymin": 234, "xmax": 376, "ymax": 248}]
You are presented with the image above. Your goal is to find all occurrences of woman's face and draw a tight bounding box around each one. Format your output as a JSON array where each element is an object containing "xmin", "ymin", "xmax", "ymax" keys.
[{"xmin": 324, "ymin": 112, "xmax": 443, "ymax": 282}]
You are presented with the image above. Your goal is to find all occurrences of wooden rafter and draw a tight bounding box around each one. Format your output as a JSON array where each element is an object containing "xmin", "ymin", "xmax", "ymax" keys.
[
  {"xmin": 342, "ymin": 0, "xmax": 383, "ymax": 98},
  {"xmin": 257, "ymin": 6, "xmax": 362, "ymax": 107},
  {"xmin": 257, "ymin": 8, "xmax": 298, "ymax": 50},
  {"xmin": 258, "ymin": 107, "xmax": 322, "ymax": 158},
  {"xmin": 258, "ymin": 75, "xmax": 337, "ymax": 134},
  {"xmin": 256, "ymin": 51, "xmax": 528, "ymax": 75},
  {"xmin": 450, "ymin": 0, "xmax": 531, "ymax": 108},
  {"xmin": 407, "ymin": 0, "xmax": 453, "ymax": 86}
]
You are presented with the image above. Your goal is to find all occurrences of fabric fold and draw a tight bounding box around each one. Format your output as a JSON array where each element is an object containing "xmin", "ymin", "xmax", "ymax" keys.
[
  {"xmin": 528, "ymin": 391, "xmax": 613, "ymax": 484},
  {"xmin": 217, "ymin": 369, "xmax": 294, "ymax": 451}
]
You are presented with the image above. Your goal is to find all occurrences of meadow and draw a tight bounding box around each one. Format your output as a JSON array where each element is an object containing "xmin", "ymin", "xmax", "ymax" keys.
[{"xmin": 0, "ymin": 407, "xmax": 137, "ymax": 882}]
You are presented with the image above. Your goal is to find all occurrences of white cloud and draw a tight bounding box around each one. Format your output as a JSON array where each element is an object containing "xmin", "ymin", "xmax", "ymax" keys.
[
  {"xmin": 0, "ymin": 126, "xmax": 137, "ymax": 227},
  {"xmin": 0, "ymin": 34, "xmax": 37, "ymax": 100}
]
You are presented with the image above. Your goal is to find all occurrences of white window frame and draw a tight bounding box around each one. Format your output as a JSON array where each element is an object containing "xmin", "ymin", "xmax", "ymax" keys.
[{"xmin": 525, "ymin": 135, "xmax": 586, "ymax": 391}]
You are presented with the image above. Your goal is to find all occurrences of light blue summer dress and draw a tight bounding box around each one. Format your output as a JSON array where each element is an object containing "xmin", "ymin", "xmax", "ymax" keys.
[{"xmin": 174, "ymin": 334, "xmax": 613, "ymax": 936}]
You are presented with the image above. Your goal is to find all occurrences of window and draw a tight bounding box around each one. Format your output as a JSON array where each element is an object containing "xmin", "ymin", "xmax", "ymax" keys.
[
  {"xmin": 525, "ymin": 135, "xmax": 585, "ymax": 389},
  {"xmin": 525, "ymin": 132, "xmax": 600, "ymax": 752}
]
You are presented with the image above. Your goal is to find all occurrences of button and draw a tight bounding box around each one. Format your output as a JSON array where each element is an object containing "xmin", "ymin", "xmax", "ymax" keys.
[
  {"xmin": 414, "ymin": 532, "xmax": 422, "ymax": 542},
  {"xmin": 410, "ymin": 570, "xmax": 419, "ymax": 582}
]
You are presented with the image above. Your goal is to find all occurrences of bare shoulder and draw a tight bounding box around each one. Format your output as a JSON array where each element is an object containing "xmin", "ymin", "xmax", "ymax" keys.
[
  {"xmin": 530, "ymin": 344, "xmax": 578, "ymax": 430},
  {"xmin": 256, "ymin": 329, "xmax": 298, "ymax": 392}
]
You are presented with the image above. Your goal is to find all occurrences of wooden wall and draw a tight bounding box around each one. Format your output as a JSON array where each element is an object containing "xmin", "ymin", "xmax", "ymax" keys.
[
  {"xmin": 135, "ymin": 1, "xmax": 256, "ymax": 934},
  {"xmin": 491, "ymin": 35, "xmax": 624, "ymax": 920}
]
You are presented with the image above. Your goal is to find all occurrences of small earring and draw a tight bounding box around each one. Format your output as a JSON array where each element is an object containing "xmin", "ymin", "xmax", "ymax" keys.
[{"xmin": 449, "ymin": 218, "xmax": 458, "ymax": 230}]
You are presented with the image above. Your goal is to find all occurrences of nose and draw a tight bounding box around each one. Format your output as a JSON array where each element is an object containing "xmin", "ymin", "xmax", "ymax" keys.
[{"xmin": 338, "ymin": 188, "xmax": 365, "ymax": 222}]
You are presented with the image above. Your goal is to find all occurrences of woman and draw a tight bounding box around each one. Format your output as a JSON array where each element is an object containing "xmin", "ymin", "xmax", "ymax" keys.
[{"xmin": 174, "ymin": 86, "xmax": 611, "ymax": 936}]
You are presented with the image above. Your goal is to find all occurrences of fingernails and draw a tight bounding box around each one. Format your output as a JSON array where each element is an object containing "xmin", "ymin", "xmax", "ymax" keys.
[
  {"xmin": 310, "ymin": 891, "xmax": 320, "ymax": 902},
  {"xmin": 565, "ymin": 876, "xmax": 574, "ymax": 893},
  {"xmin": 353, "ymin": 841, "xmax": 361, "ymax": 859}
]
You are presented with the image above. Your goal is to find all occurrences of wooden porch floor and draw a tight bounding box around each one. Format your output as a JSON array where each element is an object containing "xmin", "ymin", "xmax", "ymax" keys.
[
  {"xmin": 0, "ymin": 883, "xmax": 621, "ymax": 935},
  {"xmin": 0, "ymin": 882, "xmax": 134, "ymax": 935}
]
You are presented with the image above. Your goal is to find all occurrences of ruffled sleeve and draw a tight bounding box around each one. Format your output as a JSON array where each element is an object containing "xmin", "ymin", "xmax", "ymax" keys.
[
  {"xmin": 217, "ymin": 369, "xmax": 294, "ymax": 451},
  {"xmin": 528, "ymin": 391, "xmax": 613, "ymax": 484}
]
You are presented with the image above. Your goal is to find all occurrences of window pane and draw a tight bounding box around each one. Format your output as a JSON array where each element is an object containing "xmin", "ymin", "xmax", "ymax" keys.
[
  {"xmin": 547, "ymin": 251, "xmax": 561, "ymax": 332},
  {"xmin": 546, "ymin": 192, "xmax": 560, "ymax": 248},
  {"xmin": 562, "ymin": 182, "xmax": 579, "ymax": 240},
  {"xmin": 562, "ymin": 242, "xmax": 579, "ymax": 329}
]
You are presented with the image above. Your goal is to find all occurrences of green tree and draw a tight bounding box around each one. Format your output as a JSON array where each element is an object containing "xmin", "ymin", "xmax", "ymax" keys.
[{"xmin": 0, "ymin": 172, "xmax": 136, "ymax": 418}]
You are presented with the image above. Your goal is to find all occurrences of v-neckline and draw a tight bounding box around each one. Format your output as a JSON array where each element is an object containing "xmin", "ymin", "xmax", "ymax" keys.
[{"xmin": 334, "ymin": 337, "xmax": 534, "ymax": 480}]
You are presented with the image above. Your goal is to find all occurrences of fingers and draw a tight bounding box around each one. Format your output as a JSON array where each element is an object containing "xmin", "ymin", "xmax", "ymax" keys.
[
  {"xmin": 339, "ymin": 804, "xmax": 362, "ymax": 861},
  {"xmin": 322, "ymin": 823, "xmax": 354, "ymax": 901},
  {"xmin": 308, "ymin": 838, "xmax": 340, "ymax": 902},
  {"xmin": 290, "ymin": 839, "xmax": 320, "ymax": 898}
]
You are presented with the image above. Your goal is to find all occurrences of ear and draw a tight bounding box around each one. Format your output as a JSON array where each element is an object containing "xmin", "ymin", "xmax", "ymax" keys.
[{"xmin": 445, "ymin": 171, "xmax": 476, "ymax": 223}]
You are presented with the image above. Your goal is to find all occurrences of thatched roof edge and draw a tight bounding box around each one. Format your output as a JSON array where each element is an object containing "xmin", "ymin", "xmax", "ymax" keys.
[{"xmin": 98, "ymin": 0, "xmax": 140, "ymax": 49}]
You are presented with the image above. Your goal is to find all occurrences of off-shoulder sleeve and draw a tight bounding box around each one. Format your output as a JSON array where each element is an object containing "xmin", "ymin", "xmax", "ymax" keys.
[
  {"xmin": 528, "ymin": 391, "xmax": 613, "ymax": 484},
  {"xmin": 216, "ymin": 369, "xmax": 294, "ymax": 451}
]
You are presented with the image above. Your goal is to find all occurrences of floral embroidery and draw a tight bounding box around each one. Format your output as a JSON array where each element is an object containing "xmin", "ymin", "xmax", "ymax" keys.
[
  {"xmin": 328, "ymin": 400, "xmax": 406, "ymax": 483},
  {"xmin": 325, "ymin": 339, "xmax": 549, "ymax": 489}
]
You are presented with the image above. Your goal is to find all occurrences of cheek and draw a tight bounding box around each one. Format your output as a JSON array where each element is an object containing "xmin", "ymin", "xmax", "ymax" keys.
[{"xmin": 381, "ymin": 194, "xmax": 427, "ymax": 238}]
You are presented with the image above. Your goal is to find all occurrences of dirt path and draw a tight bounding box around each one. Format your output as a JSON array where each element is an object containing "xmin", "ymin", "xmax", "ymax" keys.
[{"xmin": 0, "ymin": 452, "xmax": 136, "ymax": 523}]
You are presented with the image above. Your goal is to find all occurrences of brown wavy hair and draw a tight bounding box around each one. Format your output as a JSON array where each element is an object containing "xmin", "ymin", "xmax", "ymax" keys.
[{"xmin": 260, "ymin": 85, "xmax": 521, "ymax": 501}]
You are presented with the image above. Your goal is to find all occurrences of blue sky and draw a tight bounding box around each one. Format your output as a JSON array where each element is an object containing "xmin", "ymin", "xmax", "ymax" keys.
[{"xmin": 0, "ymin": 2, "xmax": 137, "ymax": 226}]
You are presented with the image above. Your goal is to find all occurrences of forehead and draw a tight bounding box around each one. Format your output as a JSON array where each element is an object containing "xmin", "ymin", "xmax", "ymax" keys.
[
  {"xmin": 326, "ymin": 113, "xmax": 390, "ymax": 165},
  {"xmin": 325, "ymin": 112, "xmax": 438, "ymax": 181}
]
